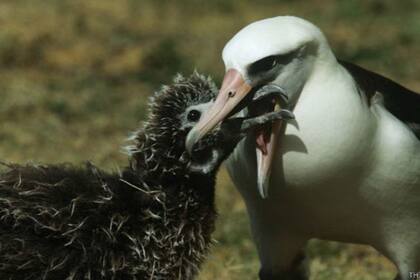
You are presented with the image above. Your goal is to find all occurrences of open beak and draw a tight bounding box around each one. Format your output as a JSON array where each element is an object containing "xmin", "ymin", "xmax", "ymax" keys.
[
  {"xmin": 186, "ymin": 68, "xmax": 288, "ymax": 199},
  {"xmin": 255, "ymin": 104, "xmax": 282, "ymax": 199}
]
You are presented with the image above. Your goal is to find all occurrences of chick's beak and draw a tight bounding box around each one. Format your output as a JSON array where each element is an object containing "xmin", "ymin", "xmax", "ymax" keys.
[
  {"xmin": 186, "ymin": 68, "xmax": 288, "ymax": 199},
  {"xmin": 185, "ymin": 68, "xmax": 252, "ymax": 154}
]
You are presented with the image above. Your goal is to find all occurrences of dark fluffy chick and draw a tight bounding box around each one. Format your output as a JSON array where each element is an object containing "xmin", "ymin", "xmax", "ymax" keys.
[{"xmin": 0, "ymin": 73, "xmax": 287, "ymax": 280}]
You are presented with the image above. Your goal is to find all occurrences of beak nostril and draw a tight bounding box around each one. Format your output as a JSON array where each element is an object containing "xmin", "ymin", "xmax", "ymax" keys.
[{"xmin": 228, "ymin": 91, "xmax": 236, "ymax": 98}]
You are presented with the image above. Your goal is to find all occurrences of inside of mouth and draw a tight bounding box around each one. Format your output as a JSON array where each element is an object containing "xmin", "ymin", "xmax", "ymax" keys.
[
  {"xmin": 251, "ymin": 97, "xmax": 280, "ymax": 155},
  {"xmin": 191, "ymin": 146, "xmax": 213, "ymax": 164},
  {"xmin": 256, "ymin": 124, "xmax": 271, "ymax": 155}
]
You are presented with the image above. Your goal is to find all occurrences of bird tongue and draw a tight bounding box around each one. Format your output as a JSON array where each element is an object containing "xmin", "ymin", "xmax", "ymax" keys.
[
  {"xmin": 254, "ymin": 98, "xmax": 277, "ymax": 155},
  {"xmin": 256, "ymin": 126, "xmax": 270, "ymax": 155},
  {"xmin": 255, "ymin": 102, "xmax": 283, "ymax": 198}
]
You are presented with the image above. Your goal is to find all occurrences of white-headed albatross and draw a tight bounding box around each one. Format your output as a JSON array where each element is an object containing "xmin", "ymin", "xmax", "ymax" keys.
[{"xmin": 186, "ymin": 16, "xmax": 420, "ymax": 280}]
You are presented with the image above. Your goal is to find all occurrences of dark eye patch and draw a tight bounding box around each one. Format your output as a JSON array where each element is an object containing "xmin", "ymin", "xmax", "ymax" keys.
[
  {"xmin": 248, "ymin": 49, "xmax": 299, "ymax": 76},
  {"xmin": 248, "ymin": 55, "xmax": 278, "ymax": 75},
  {"xmin": 187, "ymin": 109, "xmax": 201, "ymax": 122}
]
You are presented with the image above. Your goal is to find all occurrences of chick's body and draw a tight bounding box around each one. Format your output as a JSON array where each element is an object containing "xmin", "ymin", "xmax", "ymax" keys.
[
  {"xmin": 0, "ymin": 163, "xmax": 215, "ymax": 280},
  {"xmin": 0, "ymin": 74, "xmax": 220, "ymax": 280}
]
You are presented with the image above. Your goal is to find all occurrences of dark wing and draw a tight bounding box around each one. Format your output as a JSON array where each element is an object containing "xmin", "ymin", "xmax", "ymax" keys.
[{"xmin": 339, "ymin": 60, "xmax": 420, "ymax": 139}]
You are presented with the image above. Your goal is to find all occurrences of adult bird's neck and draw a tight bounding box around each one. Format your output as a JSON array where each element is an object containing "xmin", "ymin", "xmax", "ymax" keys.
[{"xmin": 297, "ymin": 49, "xmax": 356, "ymax": 109}]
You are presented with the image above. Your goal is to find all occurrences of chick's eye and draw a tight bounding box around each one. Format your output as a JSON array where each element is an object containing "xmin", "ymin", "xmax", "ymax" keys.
[{"xmin": 187, "ymin": 109, "xmax": 201, "ymax": 122}]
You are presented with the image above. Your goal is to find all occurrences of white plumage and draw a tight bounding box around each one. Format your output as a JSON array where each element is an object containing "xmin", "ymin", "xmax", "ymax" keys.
[{"xmin": 186, "ymin": 16, "xmax": 420, "ymax": 279}]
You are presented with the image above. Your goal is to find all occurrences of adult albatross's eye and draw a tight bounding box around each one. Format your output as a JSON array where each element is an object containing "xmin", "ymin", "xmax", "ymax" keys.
[
  {"xmin": 187, "ymin": 109, "xmax": 201, "ymax": 122},
  {"xmin": 248, "ymin": 55, "xmax": 278, "ymax": 75}
]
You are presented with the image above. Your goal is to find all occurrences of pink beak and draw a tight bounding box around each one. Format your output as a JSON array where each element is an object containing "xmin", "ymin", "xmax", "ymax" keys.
[{"xmin": 186, "ymin": 68, "xmax": 282, "ymax": 198}]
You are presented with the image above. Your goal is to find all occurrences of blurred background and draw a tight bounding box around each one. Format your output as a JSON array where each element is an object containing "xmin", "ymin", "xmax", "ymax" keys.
[{"xmin": 1, "ymin": 0, "xmax": 419, "ymax": 279}]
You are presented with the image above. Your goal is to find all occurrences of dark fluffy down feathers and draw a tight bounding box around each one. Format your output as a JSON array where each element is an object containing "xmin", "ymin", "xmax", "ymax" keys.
[{"xmin": 0, "ymin": 73, "xmax": 218, "ymax": 280}]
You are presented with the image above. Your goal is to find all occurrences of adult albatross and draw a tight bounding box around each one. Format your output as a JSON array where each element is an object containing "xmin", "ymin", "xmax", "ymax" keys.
[{"xmin": 186, "ymin": 16, "xmax": 420, "ymax": 279}]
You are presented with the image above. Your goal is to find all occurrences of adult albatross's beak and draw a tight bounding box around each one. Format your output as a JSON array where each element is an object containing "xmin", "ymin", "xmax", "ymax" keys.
[
  {"xmin": 186, "ymin": 69, "xmax": 252, "ymax": 154},
  {"xmin": 186, "ymin": 68, "xmax": 287, "ymax": 199}
]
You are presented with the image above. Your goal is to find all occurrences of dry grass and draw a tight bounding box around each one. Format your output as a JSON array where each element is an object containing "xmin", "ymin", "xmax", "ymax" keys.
[{"xmin": 1, "ymin": 0, "xmax": 419, "ymax": 279}]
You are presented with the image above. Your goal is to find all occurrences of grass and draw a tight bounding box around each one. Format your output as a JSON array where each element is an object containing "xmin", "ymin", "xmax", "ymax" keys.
[{"xmin": 1, "ymin": 0, "xmax": 419, "ymax": 279}]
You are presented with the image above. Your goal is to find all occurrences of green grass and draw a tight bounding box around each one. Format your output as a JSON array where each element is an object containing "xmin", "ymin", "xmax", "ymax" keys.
[{"xmin": 1, "ymin": 0, "xmax": 419, "ymax": 279}]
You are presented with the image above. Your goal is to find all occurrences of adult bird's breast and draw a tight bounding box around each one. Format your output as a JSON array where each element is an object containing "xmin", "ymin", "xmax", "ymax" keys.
[
  {"xmin": 271, "ymin": 67, "xmax": 376, "ymax": 189},
  {"xmin": 226, "ymin": 66, "xmax": 382, "ymax": 241}
]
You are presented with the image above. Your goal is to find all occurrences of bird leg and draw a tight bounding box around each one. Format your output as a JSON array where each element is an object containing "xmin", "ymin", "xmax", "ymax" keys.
[
  {"xmin": 225, "ymin": 84, "xmax": 290, "ymax": 120},
  {"xmin": 252, "ymin": 84, "xmax": 290, "ymax": 108},
  {"xmin": 242, "ymin": 83, "xmax": 294, "ymax": 131},
  {"xmin": 220, "ymin": 108, "xmax": 294, "ymax": 137},
  {"xmin": 240, "ymin": 109, "xmax": 294, "ymax": 132}
]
